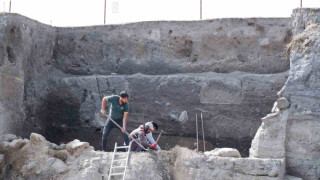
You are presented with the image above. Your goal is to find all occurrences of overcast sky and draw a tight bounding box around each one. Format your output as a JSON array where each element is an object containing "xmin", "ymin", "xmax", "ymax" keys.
[{"xmin": 1, "ymin": 0, "xmax": 320, "ymax": 27}]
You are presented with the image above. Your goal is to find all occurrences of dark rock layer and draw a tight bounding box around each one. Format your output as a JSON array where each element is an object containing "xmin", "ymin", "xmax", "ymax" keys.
[{"xmin": 0, "ymin": 14, "xmax": 291, "ymax": 155}]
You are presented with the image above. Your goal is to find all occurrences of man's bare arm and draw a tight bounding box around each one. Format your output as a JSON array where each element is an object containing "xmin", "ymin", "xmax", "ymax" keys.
[
  {"xmin": 100, "ymin": 97, "xmax": 108, "ymax": 115},
  {"xmin": 122, "ymin": 112, "xmax": 128, "ymax": 133}
]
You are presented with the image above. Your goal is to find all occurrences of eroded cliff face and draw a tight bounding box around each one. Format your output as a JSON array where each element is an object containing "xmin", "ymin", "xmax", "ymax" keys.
[
  {"xmin": 250, "ymin": 8, "xmax": 320, "ymax": 180},
  {"xmin": 0, "ymin": 14, "xmax": 56, "ymax": 136},
  {"xmin": 283, "ymin": 9, "xmax": 320, "ymax": 180},
  {"xmin": 0, "ymin": 14, "xmax": 291, "ymax": 154}
]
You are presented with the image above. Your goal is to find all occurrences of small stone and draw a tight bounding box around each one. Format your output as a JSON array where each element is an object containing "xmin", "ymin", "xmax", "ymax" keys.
[
  {"xmin": 277, "ymin": 91, "xmax": 282, "ymax": 98},
  {"xmin": 169, "ymin": 113, "xmax": 178, "ymax": 121},
  {"xmin": 46, "ymin": 158, "xmax": 55, "ymax": 165},
  {"xmin": 25, "ymin": 161, "xmax": 37, "ymax": 171},
  {"xmin": 277, "ymin": 97, "xmax": 290, "ymax": 110},
  {"xmin": 303, "ymin": 109, "xmax": 312, "ymax": 114},
  {"xmin": 47, "ymin": 142, "xmax": 59, "ymax": 150},
  {"xmin": 0, "ymin": 141, "xmax": 10, "ymax": 152},
  {"xmin": 277, "ymin": 86, "xmax": 285, "ymax": 98},
  {"xmin": 9, "ymin": 139, "xmax": 29, "ymax": 149},
  {"xmin": 259, "ymin": 38, "xmax": 270, "ymax": 47},
  {"xmin": 58, "ymin": 143, "xmax": 67, "ymax": 150},
  {"xmin": 0, "ymin": 134, "xmax": 18, "ymax": 142},
  {"xmin": 41, "ymin": 158, "xmax": 65, "ymax": 174},
  {"xmin": 261, "ymin": 112, "xmax": 279, "ymax": 125},
  {"xmin": 51, "ymin": 158, "xmax": 67, "ymax": 174},
  {"xmin": 193, "ymin": 143, "xmax": 197, "ymax": 148},
  {"xmin": 36, "ymin": 168, "xmax": 42, "ymax": 174},
  {"xmin": 53, "ymin": 150, "xmax": 69, "ymax": 162},
  {"xmin": 178, "ymin": 111, "xmax": 188, "ymax": 124}
]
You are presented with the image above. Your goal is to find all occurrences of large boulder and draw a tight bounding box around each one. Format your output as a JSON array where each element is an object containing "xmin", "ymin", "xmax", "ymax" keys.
[
  {"xmin": 66, "ymin": 139, "xmax": 90, "ymax": 155},
  {"xmin": 30, "ymin": 133, "xmax": 47, "ymax": 146},
  {"xmin": 0, "ymin": 134, "xmax": 18, "ymax": 142},
  {"xmin": 205, "ymin": 148, "xmax": 241, "ymax": 158}
]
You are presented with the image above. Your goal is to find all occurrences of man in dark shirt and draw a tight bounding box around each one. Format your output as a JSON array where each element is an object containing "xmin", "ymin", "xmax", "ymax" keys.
[{"xmin": 100, "ymin": 91, "xmax": 130, "ymax": 151}]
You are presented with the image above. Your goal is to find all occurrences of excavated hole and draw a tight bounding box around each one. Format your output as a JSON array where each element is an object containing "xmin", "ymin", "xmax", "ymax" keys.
[
  {"xmin": 38, "ymin": 95, "xmax": 103, "ymax": 150},
  {"xmin": 32, "ymin": 93, "xmax": 251, "ymax": 157}
]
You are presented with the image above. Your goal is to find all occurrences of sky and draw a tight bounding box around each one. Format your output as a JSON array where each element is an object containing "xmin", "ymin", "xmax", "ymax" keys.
[{"xmin": 1, "ymin": 0, "xmax": 320, "ymax": 27}]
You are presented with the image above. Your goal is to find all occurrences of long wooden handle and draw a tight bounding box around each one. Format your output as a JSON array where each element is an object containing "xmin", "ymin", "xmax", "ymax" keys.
[
  {"xmin": 156, "ymin": 131, "xmax": 163, "ymax": 143},
  {"xmin": 196, "ymin": 113, "xmax": 199, "ymax": 151},
  {"xmin": 102, "ymin": 114, "xmax": 148, "ymax": 151},
  {"xmin": 201, "ymin": 112, "xmax": 205, "ymax": 151}
]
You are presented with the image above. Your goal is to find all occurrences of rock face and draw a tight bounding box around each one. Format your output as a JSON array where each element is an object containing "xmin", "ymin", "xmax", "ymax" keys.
[
  {"xmin": 0, "ymin": 133, "xmax": 285, "ymax": 180},
  {"xmin": 250, "ymin": 8, "xmax": 320, "ymax": 180},
  {"xmin": 52, "ymin": 18, "xmax": 291, "ymax": 75},
  {"xmin": 283, "ymin": 9, "xmax": 320, "ymax": 180},
  {"xmin": 44, "ymin": 71, "xmax": 287, "ymax": 154},
  {"xmin": 0, "ymin": 13, "xmax": 291, "ymax": 155},
  {"xmin": 0, "ymin": 14, "xmax": 55, "ymax": 136}
]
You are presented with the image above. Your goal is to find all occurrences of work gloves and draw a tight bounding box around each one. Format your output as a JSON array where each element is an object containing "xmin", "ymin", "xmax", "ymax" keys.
[{"xmin": 150, "ymin": 143, "xmax": 157, "ymax": 149}]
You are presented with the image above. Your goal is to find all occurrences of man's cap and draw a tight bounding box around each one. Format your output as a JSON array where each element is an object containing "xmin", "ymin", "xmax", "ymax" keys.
[{"xmin": 145, "ymin": 122, "xmax": 154, "ymax": 131}]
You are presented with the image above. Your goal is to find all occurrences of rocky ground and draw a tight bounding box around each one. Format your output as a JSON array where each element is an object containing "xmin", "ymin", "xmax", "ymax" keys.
[{"xmin": 0, "ymin": 133, "xmax": 285, "ymax": 180}]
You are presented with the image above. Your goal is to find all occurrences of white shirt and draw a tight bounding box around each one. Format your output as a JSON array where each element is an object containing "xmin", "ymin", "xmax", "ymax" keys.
[{"xmin": 146, "ymin": 132, "xmax": 161, "ymax": 150}]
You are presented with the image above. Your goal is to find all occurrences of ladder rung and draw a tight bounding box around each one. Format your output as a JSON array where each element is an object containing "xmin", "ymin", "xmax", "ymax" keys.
[
  {"xmin": 112, "ymin": 166, "xmax": 126, "ymax": 169},
  {"xmin": 110, "ymin": 173, "xmax": 124, "ymax": 176},
  {"xmin": 116, "ymin": 146, "xmax": 130, "ymax": 149},
  {"xmin": 115, "ymin": 152, "xmax": 127, "ymax": 155},
  {"xmin": 113, "ymin": 158, "xmax": 127, "ymax": 162}
]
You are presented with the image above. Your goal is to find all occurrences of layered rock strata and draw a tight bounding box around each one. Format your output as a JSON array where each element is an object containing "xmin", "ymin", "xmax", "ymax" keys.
[{"xmin": 0, "ymin": 14, "xmax": 291, "ymax": 154}]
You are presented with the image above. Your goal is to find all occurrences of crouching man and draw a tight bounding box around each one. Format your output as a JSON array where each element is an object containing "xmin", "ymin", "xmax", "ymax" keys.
[
  {"xmin": 129, "ymin": 122, "xmax": 157, "ymax": 151},
  {"xmin": 145, "ymin": 122, "xmax": 161, "ymax": 150}
]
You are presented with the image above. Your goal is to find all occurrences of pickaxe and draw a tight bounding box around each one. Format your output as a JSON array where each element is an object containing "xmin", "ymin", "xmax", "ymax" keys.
[{"xmin": 156, "ymin": 130, "xmax": 166, "ymax": 143}]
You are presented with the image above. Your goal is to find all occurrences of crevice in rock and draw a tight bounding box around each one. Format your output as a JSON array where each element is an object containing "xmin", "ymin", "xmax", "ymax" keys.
[
  {"xmin": 6, "ymin": 46, "xmax": 15, "ymax": 64},
  {"xmin": 95, "ymin": 75, "xmax": 102, "ymax": 99}
]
